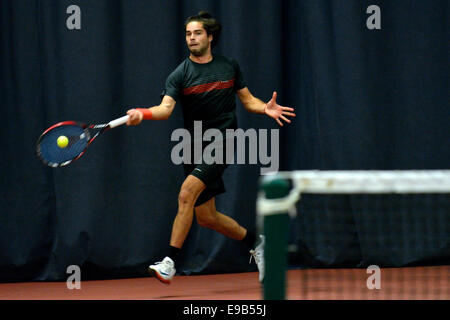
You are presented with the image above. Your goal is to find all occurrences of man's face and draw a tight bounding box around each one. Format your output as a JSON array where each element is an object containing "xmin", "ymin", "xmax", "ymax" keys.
[{"xmin": 185, "ymin": 21, "xmax": 212, "ymax": 57}]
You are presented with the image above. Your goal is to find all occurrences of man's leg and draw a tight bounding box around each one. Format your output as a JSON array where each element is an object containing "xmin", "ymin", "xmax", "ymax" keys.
[
  {"xmin": 194, "ymin": 197, "xmax": 247, "ymax": 240},
  {"xmin": 194, "ymin": 197, "xmax": 265, "ymax": 282},
  {"xmin": 148, "ymin": 174, "xmax": 205, "ymax": 284},
  {"xmin": 170, "ymin": 174, "xmax": 206, "ymax": 248}
]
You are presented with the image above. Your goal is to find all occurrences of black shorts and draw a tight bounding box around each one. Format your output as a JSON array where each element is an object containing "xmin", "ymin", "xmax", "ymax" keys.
[{"xmin": 183, "ymin": 162, "xmax": 229, "ymax": 207}]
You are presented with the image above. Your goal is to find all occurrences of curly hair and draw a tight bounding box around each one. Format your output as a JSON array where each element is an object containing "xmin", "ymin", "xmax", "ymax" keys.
[{"xmin": 185, "ymin": 11, "xmax": 222, "ymax": 48}]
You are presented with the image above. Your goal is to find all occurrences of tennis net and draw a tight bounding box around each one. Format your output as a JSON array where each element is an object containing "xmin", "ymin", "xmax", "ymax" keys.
[{"xmin": 256, "ymin": 170, "xmax": 450, "ymax": 300}]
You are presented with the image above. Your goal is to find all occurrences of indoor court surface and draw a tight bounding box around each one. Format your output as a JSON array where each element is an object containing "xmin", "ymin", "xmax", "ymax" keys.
[{"xmin": 0, "ymin": 266, "xmax": 448, "ymax": 300}]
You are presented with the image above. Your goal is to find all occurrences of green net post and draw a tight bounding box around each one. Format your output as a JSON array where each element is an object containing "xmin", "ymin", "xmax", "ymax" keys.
[{"xmin": 260, "ymin": 177, "xmax": 291, "ymax": 300}]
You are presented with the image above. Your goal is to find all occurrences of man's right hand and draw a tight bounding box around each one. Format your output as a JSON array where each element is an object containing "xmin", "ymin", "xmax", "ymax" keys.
[{"xmin": 126, "ymin": 109, "xmax": 144, "ymax": 126}]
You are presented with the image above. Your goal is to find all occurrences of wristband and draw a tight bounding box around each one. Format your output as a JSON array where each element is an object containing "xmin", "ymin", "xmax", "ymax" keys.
[{"xmin": 135, "ymin": 108, "xmax": 153, "ymax": 120}]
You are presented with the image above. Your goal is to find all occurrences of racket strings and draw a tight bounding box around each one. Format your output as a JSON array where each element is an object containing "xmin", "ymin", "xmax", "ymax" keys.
[
  {"xmin": 66, "ymin": 131, "xmax": 88, "ymax": 148},
  {"xmin": 37, "ymin": 125, "xmax": 89, "ymax": 166}
]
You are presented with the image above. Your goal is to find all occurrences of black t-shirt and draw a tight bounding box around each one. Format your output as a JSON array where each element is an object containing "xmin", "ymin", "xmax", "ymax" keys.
[{"xmin": 163, "ymin": 55, "xmax": 246, "ymax": 133}]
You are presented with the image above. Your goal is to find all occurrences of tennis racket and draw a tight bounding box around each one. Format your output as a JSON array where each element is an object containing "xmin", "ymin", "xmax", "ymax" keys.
[{"xmin": 36, "ymin": 115, "xmax": 129, "ymax": 167}]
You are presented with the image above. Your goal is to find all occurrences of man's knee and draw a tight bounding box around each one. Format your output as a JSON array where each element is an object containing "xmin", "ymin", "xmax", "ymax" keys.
[
  {"xmin": 195, "ymin": 201, "xmax": 217, "ymax": 228},
  {"xmin": 178, "ymin": 175, "xmax": 206, "ymax": 206},
  {"xmin": 196, "ymin": 211, "xmax": 217, "ymax": 228},
  {"xmin": 178, "ymin": 188, "xmax": 195, "ymax": 206}
]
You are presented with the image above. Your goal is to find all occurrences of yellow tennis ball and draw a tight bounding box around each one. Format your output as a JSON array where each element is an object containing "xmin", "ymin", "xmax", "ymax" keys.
[{"xmin": 57, "ymin": 135, "xmax": 69, "ymax": 148}]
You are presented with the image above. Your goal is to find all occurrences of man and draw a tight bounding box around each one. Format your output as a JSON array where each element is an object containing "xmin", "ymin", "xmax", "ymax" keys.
[{"xmin": 126, "ymin": 11, "xmax": 295, "ymax": 284}]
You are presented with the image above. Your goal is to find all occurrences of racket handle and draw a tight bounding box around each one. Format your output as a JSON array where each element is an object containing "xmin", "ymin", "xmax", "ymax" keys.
[{"xmin": 108, "ymin": 115, "xmax": 130, "ymax": 128}]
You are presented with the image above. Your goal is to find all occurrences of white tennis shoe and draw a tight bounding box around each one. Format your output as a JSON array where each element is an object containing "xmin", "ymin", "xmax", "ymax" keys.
[
  {"xmin": 249, "ymin": 235, "xmax": 265, "ymax": 282},
  {"xmin": 148, "ymin": 256, "xmax": 176, "ymax": 284}
]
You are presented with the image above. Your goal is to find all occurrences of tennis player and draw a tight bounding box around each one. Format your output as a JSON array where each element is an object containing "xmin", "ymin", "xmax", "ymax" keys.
[{"xmin": 126, "ymin": 11, "xmax": 295, "ymax": 284}]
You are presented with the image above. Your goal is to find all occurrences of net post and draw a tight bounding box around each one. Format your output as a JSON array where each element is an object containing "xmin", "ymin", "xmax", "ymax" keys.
[{"xmin": 258, "ymin": 175, "xmax": 292, "ymax": 300}]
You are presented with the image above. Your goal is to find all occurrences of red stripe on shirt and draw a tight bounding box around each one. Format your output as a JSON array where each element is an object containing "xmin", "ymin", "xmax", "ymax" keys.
[{"xmin": 182, "ymin": 79, "xmax": 235, "ymax": 95}]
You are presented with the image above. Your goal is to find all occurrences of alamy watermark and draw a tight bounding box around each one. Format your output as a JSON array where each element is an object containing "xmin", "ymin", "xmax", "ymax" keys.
[
  {"xmin": 366, "ymin": 5, "xmax": 381, "ymax": 30},
  {"xmin": 66, "ymin": 5, "xmax": 380, "ymax": 31},
  {"xmin": 366, "ymin": 265, "xmax": 381, "ymax": 290},
  {"xmin": 170, "ymin": 121, "xmax": 279, "ymax": 175},
  {"xmin": 66, "ymin": 5, "xmax": 81, "ymax": 30},
  {"xmin": 66, "ymin": 265, "xmax": 81, "ymax": 290}
]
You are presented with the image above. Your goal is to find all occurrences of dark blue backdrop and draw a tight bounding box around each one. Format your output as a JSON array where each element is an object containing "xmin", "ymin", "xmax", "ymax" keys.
[{"xmin": 1, "ymin": 0, "xmax": 448, "ymax": 281}]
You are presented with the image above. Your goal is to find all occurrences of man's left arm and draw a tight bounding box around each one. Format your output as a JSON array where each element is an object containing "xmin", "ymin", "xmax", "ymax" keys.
[{"xmin": 236, "ymin": 87, "xmax": 296, "ymax": 126}]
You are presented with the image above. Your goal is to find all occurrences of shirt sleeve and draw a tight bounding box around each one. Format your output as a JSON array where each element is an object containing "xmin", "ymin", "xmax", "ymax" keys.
[
  {"xmin": 231, "ymin": 59, "xmax": 246, "ymax": 91},
  {"xmin": 161, "ymin": 68, "xmax": 183, "ymax": 101}
]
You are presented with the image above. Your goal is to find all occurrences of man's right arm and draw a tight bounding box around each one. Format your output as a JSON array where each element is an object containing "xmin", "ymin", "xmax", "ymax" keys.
[{"xmin": 126, "ymin": 95, "xmax": 176, "ymax": 126}]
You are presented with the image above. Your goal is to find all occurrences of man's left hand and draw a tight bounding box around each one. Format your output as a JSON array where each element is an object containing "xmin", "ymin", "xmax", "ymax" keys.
[{"xmin": 264, "ymin": 92, "xmax": 296, "ymax": 126}]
